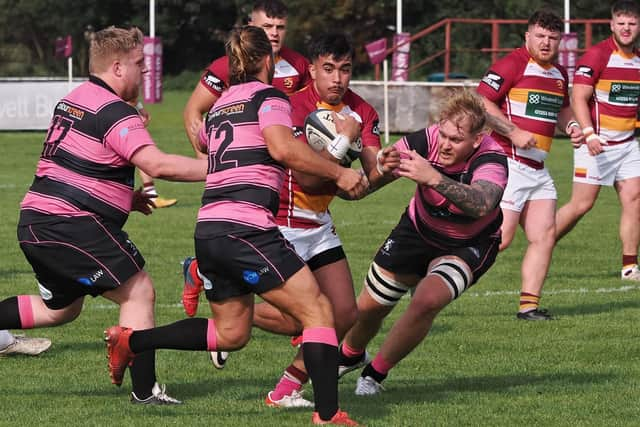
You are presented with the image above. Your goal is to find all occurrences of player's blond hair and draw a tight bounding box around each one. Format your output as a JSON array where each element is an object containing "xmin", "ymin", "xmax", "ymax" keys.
[
  {"xmin": 89, "ymin": 26, "xmax": 143, "ymax": 74},
  {"xmin": 227, "ymin": 25, "xmax": 273, "ymax": 86},
  {"xmin": 439, "ymin": 90, "xmax": 487, "ymax": 135}
]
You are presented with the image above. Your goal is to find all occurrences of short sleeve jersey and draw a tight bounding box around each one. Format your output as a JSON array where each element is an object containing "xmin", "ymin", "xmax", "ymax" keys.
[
  {"xmin": 20, "ymin": 76, "xmax": 155, "ymax": 228},
  {"xmin": 276, "ymin": 84, "xmax": 381, "ymax": 228},
  {"xmin": 573, "ymin": 36, "xmax": 640, "ymax": 143},
  {"xmin": 393, "ymin": 125, "xmax": 508, "ymax": 248},
  {"xmin": 196, "ymin": 80, "xmax": 292, "ymax": 238},
  {"xmin": 200, "ymin": 46, "xmax": 311, "ymax": 97},
  {"xmin": 477, "ymin": 46, "xmax": 570, "ymax": 169}
]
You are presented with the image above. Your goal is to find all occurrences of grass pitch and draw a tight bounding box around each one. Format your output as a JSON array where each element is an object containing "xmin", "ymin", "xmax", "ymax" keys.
[{"xmin": 0, "ymin": 91, "xmax": 638, "ymax": 426}]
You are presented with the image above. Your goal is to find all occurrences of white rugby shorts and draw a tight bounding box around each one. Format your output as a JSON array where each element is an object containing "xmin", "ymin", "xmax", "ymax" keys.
[
  {"xmin": 500, "ymin": 158, "xmax": 557, "ymax": 213},
  {"xmin": 278, "ymin": 220, "xmax": 342, "ymax": 262},
  {"xmin": 572, "ymin": 140, "xmax": 640, "ymax": 186}
]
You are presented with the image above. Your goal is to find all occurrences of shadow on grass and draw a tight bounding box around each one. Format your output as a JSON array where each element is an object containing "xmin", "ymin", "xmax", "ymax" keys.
[
  {"xmin": 554, "ymin": 299, "xmax": 640, "ymax": 316},
  {"xmin": 343, "ymin": 371, "xmax": 616, "ymax": 415}
]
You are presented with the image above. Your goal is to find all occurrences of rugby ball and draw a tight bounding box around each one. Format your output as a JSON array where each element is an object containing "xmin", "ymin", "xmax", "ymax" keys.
[{"xmin": 304, "ymin": 108, "xmax": 363, "ymax": 166}]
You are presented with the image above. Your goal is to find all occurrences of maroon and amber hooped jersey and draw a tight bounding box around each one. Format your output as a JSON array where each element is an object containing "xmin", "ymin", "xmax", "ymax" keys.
[
  {"xmin": 573, "ymin": 36, "xmax": 640, "ymax": 144},
  {"xmin": 199, "ymin": 46, "xmax": 311, "ymax": 98},
  {"xmin": 477, "ymin": 46, "xmax": 569, "ymax": 169},
  {"xmin": 276, "ymin": 84, "xmax": 381, "ymax": 229}
]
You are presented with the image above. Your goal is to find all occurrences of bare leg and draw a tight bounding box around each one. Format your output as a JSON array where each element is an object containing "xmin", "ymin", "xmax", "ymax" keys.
[{"xmin": 555, "ymin": 182, "xmax": 600, "ymax": 241}]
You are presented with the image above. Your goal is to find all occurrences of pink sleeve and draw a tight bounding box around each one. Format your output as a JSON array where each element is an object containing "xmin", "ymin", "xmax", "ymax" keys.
[
  {"xmin": 258, "ymin": 97, "xmax": 292, "ymax": 130},
  {"xmin": 105, "ymin": 115, "xmax": 155, "ymax": 161},
  {"xmin": 471, "ymin": 163, "xmax": 508, "ymax": 189}
]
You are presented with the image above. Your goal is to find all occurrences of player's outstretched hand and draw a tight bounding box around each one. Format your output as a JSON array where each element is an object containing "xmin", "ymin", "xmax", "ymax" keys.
[
  {"xmin": 336, "ymin": 167, "xmax": 369, "ymax": 199},
  {"xmin": 131, "ymin": 188, "xmax": 155, "ymax": 215}
]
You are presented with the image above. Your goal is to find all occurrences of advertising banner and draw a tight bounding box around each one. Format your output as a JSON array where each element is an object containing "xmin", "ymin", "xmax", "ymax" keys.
[
  {"xmin": 559, "ymin": 32, "xmax": 578, "ymax": 86},
  {"xmin": 391, "ymin": 33, "xmax": 411, "ymax": 81},
  {"xmin": 365, "ymin": 38, "xmax": 387, "ymax": 65},
  {"xmin": 143, "ymin": 36, "xmax": 163, "ymax": 103}
]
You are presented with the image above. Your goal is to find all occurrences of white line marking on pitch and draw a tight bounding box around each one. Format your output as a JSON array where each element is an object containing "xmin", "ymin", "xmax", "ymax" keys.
[{"xmin": 85, "ymin": 284, "xmax": 639, "ymax": 311}]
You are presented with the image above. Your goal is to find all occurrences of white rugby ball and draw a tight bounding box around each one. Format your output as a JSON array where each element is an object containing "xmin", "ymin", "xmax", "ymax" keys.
[{"xmin": 304, "ymin": 108, "xmax": 363, "ymax": 166}]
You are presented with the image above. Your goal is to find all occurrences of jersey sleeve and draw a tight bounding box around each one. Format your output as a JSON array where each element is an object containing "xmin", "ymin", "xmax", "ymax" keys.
[
  {"xmin": 476, "ymin": 55, "xmax": 518, "ymax": 103},
  {"xmin": 573, "ymin": 44, "xmax": 605, "ymax": 86},
  {"xmin": 258, "ymin": 91, "xmax": 293, "ymax": 131},
  {"xmin": 360, "ymin": 104, "xmax": 381, "ymax": 149},
  {"xmin": 199, "ymin": 56, "xmax": 228, "ymax": 97},
  {"xmin": 471, "ymin": 162, "xmax": 508, "ymax": 188},
  {"xmin": 102, "ymin": 102, "xmax": 155, "ymax": 161}
]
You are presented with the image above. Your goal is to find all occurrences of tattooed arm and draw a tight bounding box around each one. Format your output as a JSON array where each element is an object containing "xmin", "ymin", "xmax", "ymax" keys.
[
  {"xmin": 395, "ymin": 150, "xmax": 503, "ymax": 218},
  {"xmin": 432, "ymin": 176, "xmax": 504, "ymax": 218},
  {"xmin": 480, "ymin": 95, "xmax": 537, "ymax": 150}
]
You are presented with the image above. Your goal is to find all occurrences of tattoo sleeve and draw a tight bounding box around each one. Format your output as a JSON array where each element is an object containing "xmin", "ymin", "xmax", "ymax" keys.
[
  {"xmin": 433, "ymin": 178, "xmax": 504, "ymax": 218},
  {"xmin": 485, "ymin": 113, "xmax": 515, "ymax": 137}
]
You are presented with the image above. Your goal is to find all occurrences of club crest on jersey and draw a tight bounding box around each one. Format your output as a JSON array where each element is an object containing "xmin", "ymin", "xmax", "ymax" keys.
[
  {"xmin": 283, "ymin": 77, "xmax": 294, "ymax": 89},
  {"xmin": 481, "ymin": 71, "xmax": 504, "ymax": 92}
]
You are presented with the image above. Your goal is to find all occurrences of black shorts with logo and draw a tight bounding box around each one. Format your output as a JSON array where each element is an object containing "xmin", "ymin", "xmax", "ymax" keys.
[
  {"xmin": 374, "ymin": 211, "xmax": 500, "ymax": 285},
  {"xmin": 17, "ymin": 211, "xmax": 145, "ymax": 309},
  {"xmin": 195, "ymin": 224, "xmax": 306, "ymax": 302}
]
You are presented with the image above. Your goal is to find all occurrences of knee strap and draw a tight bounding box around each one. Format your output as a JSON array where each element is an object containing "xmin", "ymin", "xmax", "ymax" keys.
[
  {"xmin": 364, "ymin": 263, "xmax": 410, "ymax": 306},
  {"xmin": 427, "ymin": 258, "xmax": 472, "ymax": 299}
]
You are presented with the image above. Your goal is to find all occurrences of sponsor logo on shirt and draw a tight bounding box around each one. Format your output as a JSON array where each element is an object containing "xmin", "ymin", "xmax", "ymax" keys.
[
  {"xmin": 608, "ymin": 81, "xmax": 640, "ymax": 104},
  {"xmin": 203, "ymin": 71, "xmax": 224, "ymax": 93},
  {"xmin": 525, "ymin": 91, "xmax": 563, "ymax": 120},
  {"xmin": 481, "ymin": 71, "xmax": 504, "ymax": 92},
  {"xmin": 57, "ymin": 102, "xmax": 85, "ymax": 120},
  {"xmin": 210, "ymin": 103, "xmax": 245, "ymax": 118},
  {"xmin": 575, "ymin": 66, "xmax": 593, "ymax": 78}
]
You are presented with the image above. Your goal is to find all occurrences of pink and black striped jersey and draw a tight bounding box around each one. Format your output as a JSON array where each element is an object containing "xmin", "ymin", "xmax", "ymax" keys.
[
  {"xmin": 573, "ymin": 36, "xmax": 640, "ymax": 144},
  {"xmin": 276, "ymin": 84, "xmax": 381, "ymax": 228},
  {"xmin": 20, "ymin": 76, "xmax": 154, "ymax": 227},
  {"xmin": 199, "ymin": 46, "xmax": 311, "ymax": 98},
  {"xmin": 393, "ymin": 125, "xmax": 508, "ymax": 248},
  {"xmin": 195, "ymin": 80, "xmax": 292, "ymax": 237},
  {"xmin": 477, "ymin": 46, "xmax": 570, "ymax": 169}
]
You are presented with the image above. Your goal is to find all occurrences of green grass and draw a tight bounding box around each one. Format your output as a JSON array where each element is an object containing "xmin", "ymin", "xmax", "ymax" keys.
[{"xmin": 0, "ymin": 91, "xmax": 638, "ymax": 426}]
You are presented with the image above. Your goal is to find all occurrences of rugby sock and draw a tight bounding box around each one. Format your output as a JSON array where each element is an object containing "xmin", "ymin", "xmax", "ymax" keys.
[
  {"xmin": 271, "ymin": 365, "xmax": 309, "ymax": 401},
  {"xmin": 371, "ymin": 354, "xmax": 394, "ymax": 376},
  {"xmin": 622, "ymin": 255, "xmax": 637, "ymax": 270},
  {"xmin": 339, "ymin": 341, "xmax": 365, "ymax": 365},
  {"xmin": 361, "ymin": 362, "xmax": 388, "ymax": 384},
  {"xmin": 142, "ymin": 183, "xmax": 157, "ymax": 197},
  {"xmin": 129, "ymin": 350, "xmax": 157, "ymax": 399},
  {"xmin": 518, "ymin": 292, "xmax": 540, "ymax": 313},
  {"xmin": 301, "ymin": 327, "xmax": 339, "ymax": 421},
  {"xmin": 0, "ymin": 296, "xmax": 27, "ymax": 329},
  {"xmin": 129, "ymin": 318, "xmax": 209, "ymax": 352}
]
